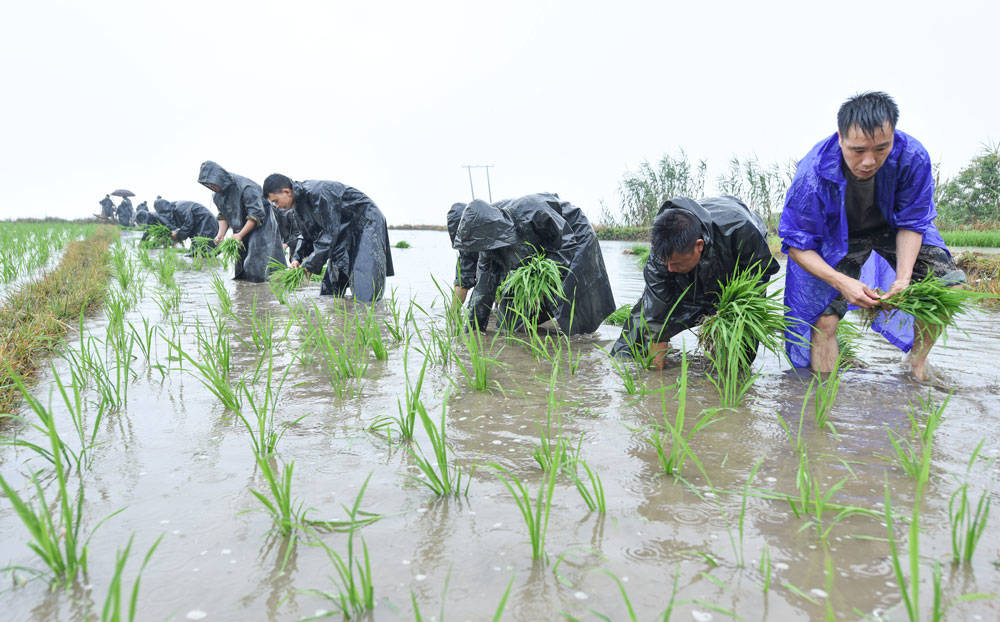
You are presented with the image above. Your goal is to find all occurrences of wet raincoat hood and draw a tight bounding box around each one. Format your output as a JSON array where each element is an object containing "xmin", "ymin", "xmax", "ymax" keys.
[
  {"xmin": 461, "ymin": 193, "xmax": 614, "ymax": 335},
  {"xmin": 453, "ymin": 200, "xmax": 528, "ymax": 252},
  {"xmin": 779, "ymin": 130, "xmax": 947, "ymax": 368},
  {"xmin": 198, "ymin": 160, "xmax": 233, "ymax": 193},
  {"xmin": 447, "ymin": 202, "xmax": 466, "ymax": 246}
]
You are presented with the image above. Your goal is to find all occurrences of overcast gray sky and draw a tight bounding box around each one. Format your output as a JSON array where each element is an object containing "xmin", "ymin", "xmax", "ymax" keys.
[{"xmin": 1, "ymin": 0, "xmax": 996, "ymax": 224}]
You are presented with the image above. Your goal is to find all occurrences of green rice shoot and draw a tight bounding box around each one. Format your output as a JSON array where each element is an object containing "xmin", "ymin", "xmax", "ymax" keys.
[
  {"xmin": 605, "ymin": 304, "xmax": 632, "ymax": 326},
  {"xmin": 496, "ymin": 249, "xmax": 565, "ymax": 327},
  {"xmin": 139, "ymin": 224, "xmax": 172, "ymax": 249},
  {"xmin": 394, "ymin": 240, "xmax": 411, "ymax": 249},
  {"xmin": 215, "ymin": 238, "xmax": 245, "ymax": 267},
  {"xmin": 268, "ymin": 261, "xmax": 309, "ymax": 304},
  {"xmin": 190, "ymin": 237, "xmax": 217, "ymax": 259},
  {"xmin": 861, "ymin": 273, "xmax": 995, "ymax": 329},
  {"xmin": 698, "ymin": 263, "xmax": 787, "ymax": 405}
]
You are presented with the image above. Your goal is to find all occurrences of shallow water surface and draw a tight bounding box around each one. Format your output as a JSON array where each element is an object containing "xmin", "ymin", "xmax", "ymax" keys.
[{"xmin": 1, "ymin": 230, "xmax": 998, "ymax": 620}]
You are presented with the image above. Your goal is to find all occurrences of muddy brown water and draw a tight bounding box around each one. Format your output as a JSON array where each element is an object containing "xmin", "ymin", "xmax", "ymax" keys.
[{"xmin": 1, "ymin": 230, "xmax": 999, "ymax": 621}]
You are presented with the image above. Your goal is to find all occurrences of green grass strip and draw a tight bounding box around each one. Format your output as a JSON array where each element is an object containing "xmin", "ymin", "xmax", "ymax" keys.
[{"xmin": 0, "ymin": 225, "xmax": 118, "ymax": 414}]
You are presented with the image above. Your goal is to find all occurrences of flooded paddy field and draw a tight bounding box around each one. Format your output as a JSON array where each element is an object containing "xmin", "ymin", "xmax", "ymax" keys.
[{"xmin": 1, "ymin": 230, "xmax": 999, "ymax": 620}]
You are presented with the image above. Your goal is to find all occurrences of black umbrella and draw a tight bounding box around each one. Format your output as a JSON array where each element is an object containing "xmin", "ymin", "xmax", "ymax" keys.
[{"xmin": 111, "ymin": 189, "xmax": 135, "ymax": 198}]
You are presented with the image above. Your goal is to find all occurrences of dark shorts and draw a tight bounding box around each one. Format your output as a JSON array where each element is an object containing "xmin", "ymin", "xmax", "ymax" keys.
[{"xmin": 822, "ymin": 230, "xmax": 966, "ymax": 318}]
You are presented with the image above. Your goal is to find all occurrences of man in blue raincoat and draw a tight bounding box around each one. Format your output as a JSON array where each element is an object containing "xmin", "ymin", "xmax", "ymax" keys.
[{"xmin": 779, "ymin": 92, "xmax": 965, "ymax": 380}]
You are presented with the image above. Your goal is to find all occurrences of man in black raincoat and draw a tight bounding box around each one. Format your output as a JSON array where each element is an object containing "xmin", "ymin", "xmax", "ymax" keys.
[
  {"xmin": 153, "ymin": 196, "xmax": 179, "ymax": 229},
  {"xmin": 262, "ymin": 174, "xmax": 394, "ymax": 303},
  {"xmin": 159, "ymin": 200, "xmax": 220, "ymax": 245},
  {"xmin": 610, "ymin": 196, "xmax": 779, "ymax": 368},
  {"xmin": 451, "ymin": 193, "xmax": 615, "ymax": 335},
  {"xmin": 116, "ymin": 197, "xmax": 134, "ymax": 226},
  {"xmin": 99, "ymin": 195, "xmax": 114, "ymax": 220},
  {"xmin": 198, "ymin": 161, "xmax": 286, "ymax": 283},
  {"xmin": 135, "ymin": 200, "xmax": 148, "ymax": 214},
  {"xmin": 447, "ymin": 202, "xmax": 479, "ymax": 304}
]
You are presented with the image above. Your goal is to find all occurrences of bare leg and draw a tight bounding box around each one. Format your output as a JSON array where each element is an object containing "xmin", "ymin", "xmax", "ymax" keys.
[
  {"xmin": 811, "ymin": 314, "xmax": 840, "ymax": 373},
  {"xmin": 907, "ymin": 320, "xmax": 942, "ymax": 381},
  {"xmin": 454, "ymin": 286, "xmax": 469, "ymax": 306}
]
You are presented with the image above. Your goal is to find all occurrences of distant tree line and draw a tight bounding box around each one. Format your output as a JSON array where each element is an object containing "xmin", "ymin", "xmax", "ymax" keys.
[{"xmin": 602, "ymin": 144, "xmax": 1000, "ymax": 231}]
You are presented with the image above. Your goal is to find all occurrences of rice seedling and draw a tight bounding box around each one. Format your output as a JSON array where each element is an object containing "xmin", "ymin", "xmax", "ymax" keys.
[
  {"xmin": 835, "ymin": 318, "xmax": 863, "ymax": 366},
  {"xmin": 381, "ymin": 288, "xmax": 409, "ymax": 342},
  {"xmin": 394, "ymin": 240, "xmax": 411, "ymax": 248},
  {"xmin": 759, "ymin": 545, "xmax": 771, "ymax": 593},
  {"xmin": 164, "ymin": 322, "xmax": 239, "ymax": 411},
  {"xmin": 267, "ymin": 260, "xmax": 309, "ymax": 304},
  {"xmin": 127, "ymin": 318, "xmax": 156, "ymax": 363},
  {"xmin": 215, "ymin": 237, "xmax": 245, "ymax": 267},
  {"xmin": 358, "ymin": 302, "xmax": 388, "ymax": 360},
  {"xmin": 242, "ymin": 293, "xmax": 276, "ymax": 352},
  {"xmin": 495, "ymin": 247, "xmax": 565, "ymax": 334},
  {"xmin": 808, "ymin": 362, "xmax": 841, "ymax": 436},
  {"xmin": 861, "ymin": 273, "xmax": 995, "ymax": 330},
  {"xmin": 627, "ymin": 243, "xmax": 650, "ymax": 264},
  {"xmin": 235, "ymin": 353, "xmax": 302, "ymax": 458},
  {"xmin": 0, "ymin": 376, "xmax": 124, "ymax": 585},
  {"xmin": 406, "ymin": 396, "xmax": 470, "ymax": 496},
  {"xmin": 568, "ymin": 457, "xmax": 606, "ymax": 513},
  {"xmin": 189, "ymin": 236, "xmax": 217, "ymax": 259},
  {"xmin": 604, "ymin": 304, "xmax": 632, "ymax": 326},
  {"xmin": 301, "ymin": 528, "xmax": 374, "ymax": 619},
  {"xmin": 138, "ymin": 223, "xmax": 172, "ymax": 249},
  {"xmin": 392, "ymin": 347, "xmax": 427, "ymax": 440},
  {"xmin": 211, "ymin": 272, "xmax": 233, "ymax": 316},
  {"xmin": 948, "ymin": 440, "xmax": 993, "ymax": 564},
  {"xmin": 453, "ymin": 315, "xmax": 503, "ymax": 391},
  {"xmin": 109, "ymin": 243, "xmax": 140, "ymax": 294},
  {"xmin": 249, "ymin": 456, "xmax": 307, "ymax": 538},
  {"xmin": 99, "ymin": 534, "xmax": 163, "ymax": 622},
  {"xmin": 489, "ymin": 449, "xmax": 561, "ymax": 562},
  {"xmin": 883, "ymin": 393, "xmax": 948, "ymax": 481},
  {"xmin": 698, "ymin": 263, "xmax": 788, "ymax": 407},
  {"xmin": 648, "ymin": 352, "xmax": 720, "ymax": 477},
  {"xmin": 155, "ymin": 251, "xmax": 178, "ymax": 287}
]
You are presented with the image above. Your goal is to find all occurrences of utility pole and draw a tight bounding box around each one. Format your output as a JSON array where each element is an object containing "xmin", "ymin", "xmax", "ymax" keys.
[{"xmin": 461, "ymin": 164, "xmax": 495, "ymax": 202}]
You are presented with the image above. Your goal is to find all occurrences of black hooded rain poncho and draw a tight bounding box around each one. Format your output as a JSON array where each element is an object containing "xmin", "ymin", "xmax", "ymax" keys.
[
  {"xmin": 100, "ymin": 195, "xmax": 115, "ymax": 219},
  {"xmin": 198, "ymin": 161, "xmax": 286, "ymax": 283},
  {"xmin": 153, "ymin": 196, "xmax": 179, "ymax": 229},
  {"xmin": 135, "ymin": 200, "xmax": 148, "ymax": 213},
  {"xmin": 136, "ymin": 211, "xmax": 173, "ymax": 241},
  {"xmin": 289, "ymin": 180, "xmax": 394, "ymax": 303},
  {"xmin": 169, "ymin": 200, "xmax": 219, "ymax": 243},
  {"xmin": 452, "ymin": 193, "xmax": 615, "ymax": 335},
  {"xmin": 610, "ymin": 196, "xmax": 779, "ymax": 359},
  {"xmin": 447, "ymin": 202, "xmax": 480, "ymax": 290},
  {"xmin": 116, "ymin": 197, "xmax": 134, "ymax": 226}
]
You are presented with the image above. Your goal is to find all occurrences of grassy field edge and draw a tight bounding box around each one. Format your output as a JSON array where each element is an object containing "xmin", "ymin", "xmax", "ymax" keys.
[{"xmin": 0, "ymin": 225, "xmax": 119, "ymax": 415}]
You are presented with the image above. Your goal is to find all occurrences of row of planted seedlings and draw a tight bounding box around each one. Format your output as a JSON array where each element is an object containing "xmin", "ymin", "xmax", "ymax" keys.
[
  {"xmin": 471, "ymin": 251, "xmax": 998, "ymax": 617},
  {"xmin": 0, "ymin": 232, "xmax": 260, "ymax": 617},
  {"xmin": 0, "ymin": 235, "xmax": 176, "ymax": 619},
  {"xmin": 0, "ymin": 221, "xmax": 97, "ymax": 285},
  {"xmin": 3, "ymin": 230, "xmax": 995, "ymax": 618}
]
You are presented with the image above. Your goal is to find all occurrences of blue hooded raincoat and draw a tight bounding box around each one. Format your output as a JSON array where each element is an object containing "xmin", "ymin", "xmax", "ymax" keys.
[{"xmin": 779, "ymin": 130, "xmax": 947, "ymax": 368}]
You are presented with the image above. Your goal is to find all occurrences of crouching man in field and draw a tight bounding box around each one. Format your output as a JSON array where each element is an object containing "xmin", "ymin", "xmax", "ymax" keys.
[
  {"xmin": 262, "ymin": 174, "xmax": 394, "ymax": 303},
  {"xmin": 611, "ymin": 196, "xmax": 779, "ymax": 369},
  {"xmin": 779, "ymin": 91, "xmax": 965, "ymax": 380},
  {"xmin": 447, "ymin": 201, "xmax": 480, "ymax": 305},
  {"xmin": 198, "ymin": 161, "xmax": 287, "ymax": 283},
  {"xmin": 451, "ymin": 193, "xmax": 616, "ymax": 335}
]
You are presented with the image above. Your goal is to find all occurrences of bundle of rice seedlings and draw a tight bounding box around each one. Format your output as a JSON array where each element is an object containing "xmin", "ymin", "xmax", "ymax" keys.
[
  {"xmin": 698, "ymin": 263, "xmax": 787, "ymax": 404},
  {"xmin": 605, "ymin": 304, "xmax": 632, "ymax": 326},
  {"xmin": 861, "ymin": 274, "xmax": 994, "ymax": 329},
  {"xmin": 268, "ymin": 260, "xmax": 309, "ymax": 304},
  {"xmin": 215, "ymin": 238, "xmax": 245, "ymax": 267},
  {"xmin": 139, "ymin": 223, "xmax": 172, "ymax": 249},
  {"xmin": 836, "ymin": 318, "xmax": 863, "ymax": 366},
  {"xmin": 625, "ymin": 244, "xmax": 650, "ymax": 264},
  {"xmin": 496, "ymin": 250, "xmax": 565, "ymax": 328},
  {"xmin": 190, "ymin": 237, "xmax": 217, "ymax": 259}
]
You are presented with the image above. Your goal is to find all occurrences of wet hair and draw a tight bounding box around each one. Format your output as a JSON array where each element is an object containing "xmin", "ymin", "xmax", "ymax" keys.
[
  {"xmin": 262, "ymin": 173, "xmax": 293, "ymax": 196},
  {"xmin": 651, "ymin": 209, "xmax": 701, "ymax": 260},
  {"xmin": 837, "ymin": 91, "xmax": 899, "ymax": 138}
]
